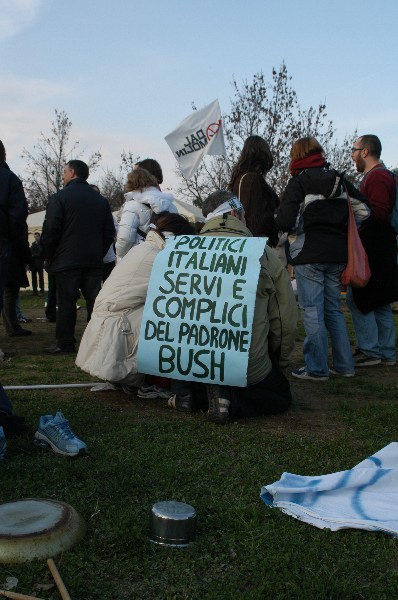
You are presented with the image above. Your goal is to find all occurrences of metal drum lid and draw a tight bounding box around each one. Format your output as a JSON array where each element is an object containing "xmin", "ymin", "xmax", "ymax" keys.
[
  {"xmin": 150, "ymin": 500, "xmax": 197, "ymax": 547},
  {"xmin": 0, "ymin": 498, "xmax": 86, "ymax": 563}
]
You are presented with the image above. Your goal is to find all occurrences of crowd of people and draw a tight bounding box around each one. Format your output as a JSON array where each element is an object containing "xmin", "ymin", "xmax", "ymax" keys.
[{"xmin": 0, "ymin": 132, "xmax": 397, "ymax": 456}]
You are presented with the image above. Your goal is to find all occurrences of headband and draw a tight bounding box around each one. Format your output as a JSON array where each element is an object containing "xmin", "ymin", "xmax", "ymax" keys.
[
  {"xmin": 205, "ymin": 196, "xmax": 243, "ymax": 221},
  {"xmin": 148, "ymin": 223, "xmax": 175, "ymax": 239}
]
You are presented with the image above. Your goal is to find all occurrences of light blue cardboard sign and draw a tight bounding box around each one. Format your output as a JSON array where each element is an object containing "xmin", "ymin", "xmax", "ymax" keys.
[{"xmin": 137, "ymin": 235, "xmax": 266, "ymax": 386}]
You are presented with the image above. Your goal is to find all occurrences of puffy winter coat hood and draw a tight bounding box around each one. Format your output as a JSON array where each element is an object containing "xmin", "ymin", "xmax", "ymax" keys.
[{"xmin": 115, "ymin": 187, "xmax": 177, "ymax": 259}]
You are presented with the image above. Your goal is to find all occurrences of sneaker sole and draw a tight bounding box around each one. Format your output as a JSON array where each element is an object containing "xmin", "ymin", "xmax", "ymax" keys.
[
  {"xmin": 329, "ymin": 370, "xmax": 355, "ymax": 377},
  {"xmin": 381, "ymin": 361, "xmax": 396, "ymax": 366},
  {"xmin": 292, "ymin": 372, "xmax": 329, "ymax": 381},
  {"xmin": 34, "ymin": 432, "xmax": 86, "ymax": 457},
  {"xmin": 355, "ymin": 359, "xmax": 381, "ymax": 367}
]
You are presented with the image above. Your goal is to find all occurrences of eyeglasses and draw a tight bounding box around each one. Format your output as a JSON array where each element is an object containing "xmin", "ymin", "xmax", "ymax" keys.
[{"xmin": 351, "ymin": 147, "xmax": 364, "ymax": 153}]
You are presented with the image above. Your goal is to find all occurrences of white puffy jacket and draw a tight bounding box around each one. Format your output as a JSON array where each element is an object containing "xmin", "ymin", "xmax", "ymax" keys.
[
  {"xmin": 76, "ymin": 230, "xmax": 165, "ymax": 385},
  {"xmin": 115, "ymin": 186, "xmax": 177, "ymax": 259}
]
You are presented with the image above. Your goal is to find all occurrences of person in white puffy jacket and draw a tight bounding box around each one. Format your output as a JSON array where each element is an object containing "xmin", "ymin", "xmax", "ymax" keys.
[
  {"xmin": 115, "ymin": 167, "xmax": 177, "ymax": 260},
  {"xmin": 75, "ymin": 212, "xmax": 195, "ymax": 389}
]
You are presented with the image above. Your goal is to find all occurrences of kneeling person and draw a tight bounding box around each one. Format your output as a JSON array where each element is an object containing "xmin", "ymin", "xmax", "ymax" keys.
[{"xmin": 169, "ymin": 191, "xmax": 298, "ymax": 424}]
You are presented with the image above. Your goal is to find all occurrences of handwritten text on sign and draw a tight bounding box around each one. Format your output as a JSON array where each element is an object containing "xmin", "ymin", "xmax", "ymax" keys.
[{"xmin": 137, "ymin": 235, "xmax": 265, "ymax": 386}]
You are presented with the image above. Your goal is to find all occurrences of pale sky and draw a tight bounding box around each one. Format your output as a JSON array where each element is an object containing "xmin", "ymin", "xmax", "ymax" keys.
[{"xmin": 1, "ymin": 0, "xmax": 397, "ymax": 195}]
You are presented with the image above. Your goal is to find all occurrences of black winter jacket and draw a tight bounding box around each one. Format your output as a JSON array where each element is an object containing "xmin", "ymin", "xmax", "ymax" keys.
[
  {"xmin": 0, "ymin": 161, "xmax": 28, "ymax": 248},
  {"xmin": 230, "ymin": 172, "xmax": 280, "ymax": 247},
  {"xmin": 41, "ymin": 178, "xmax": 116, "ymax": 272},
  {"xmin": 7, "ymin": 224, "xmax": 31, "ymax": 288},
  {"xmin": 275, "ymin": 167, "xmax": 370, "ymax": 265}
]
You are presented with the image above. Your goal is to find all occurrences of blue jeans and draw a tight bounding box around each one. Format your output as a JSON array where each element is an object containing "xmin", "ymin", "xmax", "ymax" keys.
[
  {"xmin": 346, "ymin": 287, "xmax": 396, "ymax": 361},
  {"xmin": 295, "ymin": 263, "xmax": 354, "ymax": 376}
]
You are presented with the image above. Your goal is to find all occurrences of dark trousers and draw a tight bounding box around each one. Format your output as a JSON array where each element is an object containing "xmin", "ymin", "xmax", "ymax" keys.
[
  {"xmin": 102, "ymin": 261, "xmax": 115, "ymax": 282},
  {"xmin": 171, "ymin": 367, "xmax": 292, "ymax": 418},
  {"xmin": 0, "ymin": 385, "xmax": 12, "ymax": 415},
  {"xmin": 31, "ymin": 265, "xmax": 44, "ymax": 293},
  {"xmin": 0, "ymin": 240, "xmax": 13, "ymax": 414},
  {"xmin": 45, "ymin": 274, "xmax": 57, "ymax": 321},
  {"xmin": 2, "ymin": 287, "xmax": 22, "ymax": 336},
  {"xmin": 227, "ymin": 367, "xmax": 292, "ymax": 418},
  {"xmin": 55, "ymin": 268, "xmax": 102, "ymax": 350},
  {"xmin": 0, "ymin": 238, "xmax": 10, "ymax": 313}
]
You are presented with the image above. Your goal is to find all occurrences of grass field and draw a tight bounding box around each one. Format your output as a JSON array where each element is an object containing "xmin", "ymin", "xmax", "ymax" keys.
[{"xmin": 0, "ymin": 292, "xmax": 398, "ymax": 599}]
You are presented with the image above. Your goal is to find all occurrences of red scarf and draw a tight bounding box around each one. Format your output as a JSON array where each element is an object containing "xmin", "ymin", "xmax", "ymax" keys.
[{"xmin": 290, "ymin": 152, "xmax": 325, "ymax": 176}]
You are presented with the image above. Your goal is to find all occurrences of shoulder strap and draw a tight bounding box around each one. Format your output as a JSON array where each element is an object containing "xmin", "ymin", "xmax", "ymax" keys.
[
  {"xmin": 362, "ymin": 165, "xmax": 392, "ymax": 185},
  {"xmin": 238, "ymin": 173, "xmax": 249, "ymax": 200},
  {"xmin": 137, "ymin": 228, "xmax": 147, "ymax": 240}
]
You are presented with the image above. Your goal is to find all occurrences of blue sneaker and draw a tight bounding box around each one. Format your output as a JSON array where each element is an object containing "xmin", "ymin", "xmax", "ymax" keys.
[
  {"xmin": 0, "ymin": 426, "xmax": 6, "ymax": 459},
  {"xmin": 34, "ymin": 412, "xmax": 87, "ymax": 457}
]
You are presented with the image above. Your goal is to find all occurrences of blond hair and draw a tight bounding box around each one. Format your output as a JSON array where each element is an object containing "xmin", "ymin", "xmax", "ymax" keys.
[{"xmin": 126, "ymin": 167, "xmax": 158, "ymax": 192}]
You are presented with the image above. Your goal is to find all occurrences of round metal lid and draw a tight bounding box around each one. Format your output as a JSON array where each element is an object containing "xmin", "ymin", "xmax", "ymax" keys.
[
  {"xmin": 151, "ymin": 501, "xmax": 196, "ymax": 520},
  {"xmin": 0, "ymin": 498, "xmax": 86, "ymax": 563}
]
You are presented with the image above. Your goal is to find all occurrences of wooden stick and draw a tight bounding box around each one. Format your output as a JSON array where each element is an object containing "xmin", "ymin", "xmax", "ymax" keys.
[
  {"xmin": 47, "ymin": 559, "xmax": 72, "ymax": 600},
  {"xmin": 0, "ymin": 590, "xmax": 45, "ymax": 600}
]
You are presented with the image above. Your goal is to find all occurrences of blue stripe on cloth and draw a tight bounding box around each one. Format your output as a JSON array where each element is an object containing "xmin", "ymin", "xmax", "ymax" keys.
[
  {"xmin": 351, "ymin": 469, "xmax": 391, "ymax": 520},
  {"xmin": 368, "ymin": 455, "xmax": 382, "ymax": 467}
]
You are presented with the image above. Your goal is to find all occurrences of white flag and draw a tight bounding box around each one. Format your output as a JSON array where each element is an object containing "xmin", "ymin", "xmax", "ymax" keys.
[{"xmin": 165, "ymin": 99, "xmax": 226, "ymax": 179}]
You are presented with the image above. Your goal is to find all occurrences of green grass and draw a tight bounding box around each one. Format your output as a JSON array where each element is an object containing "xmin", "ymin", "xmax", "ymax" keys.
[{"xmin": 0, "ymin": 292, "xmax": 398, "ymax": 599}]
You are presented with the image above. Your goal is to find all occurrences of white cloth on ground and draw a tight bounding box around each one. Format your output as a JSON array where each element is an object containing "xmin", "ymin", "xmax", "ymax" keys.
[{"xmin": 260, "ymin": 442, "xmax": 398, "ymax": 536}]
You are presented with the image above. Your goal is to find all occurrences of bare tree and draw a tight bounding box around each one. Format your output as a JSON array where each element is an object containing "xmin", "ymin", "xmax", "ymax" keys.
[
  {"xmin": 177, "ymin": 64, "xmax": 358, "ymax": 207},
  {"xmin": 97, "ymin": 150, "xmax": 140, "ymax": 211},
  {"xmin": 22, "ymin": 109, "xmax": 102, "ymax": 212},
  {"xmin": 96, "ymin": 168, "xmax": 125, "ymax": 212}
]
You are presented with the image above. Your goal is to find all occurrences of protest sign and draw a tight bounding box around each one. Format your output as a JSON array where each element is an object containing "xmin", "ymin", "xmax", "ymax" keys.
[
  {"xmin": 165, "ymin": 99, "xmax": 226, "ymax": 179},
  {"xmin": 137, "ymin": 235, "xmax": 265, "ymax": 386}
]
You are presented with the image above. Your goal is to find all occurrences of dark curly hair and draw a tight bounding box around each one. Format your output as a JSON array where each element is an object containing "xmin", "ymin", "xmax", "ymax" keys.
[
  {"xmin": 151, "ymin": 212, "xmax": 195, "ymax": 237},
  {"xmin": 136, "ymin": 159, "xmax": 163, "ymax": 184},
  {"xmin": 228, "ymin": 135, "xmax": 273, "ymax": 187}
]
